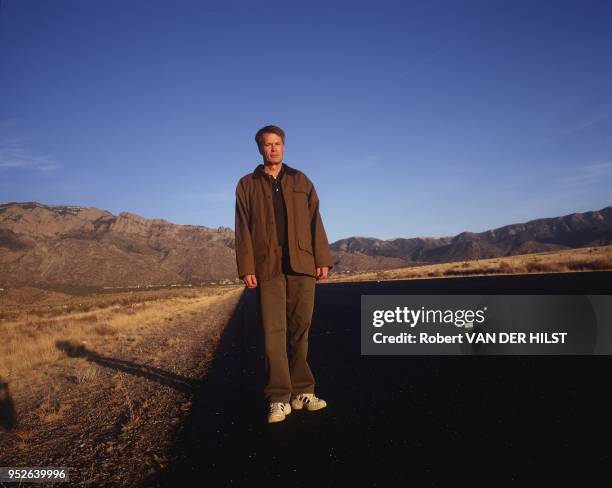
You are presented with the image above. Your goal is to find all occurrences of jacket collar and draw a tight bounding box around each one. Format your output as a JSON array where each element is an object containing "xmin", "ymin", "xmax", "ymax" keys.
[{"xmin": 253, "ymin": 162, "xmax": 297, "ymax": 178}]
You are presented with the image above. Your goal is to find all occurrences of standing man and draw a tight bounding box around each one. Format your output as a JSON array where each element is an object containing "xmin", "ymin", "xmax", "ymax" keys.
[{"xmin": 234, "ymin": 125, "xmax": 334, "ymax": 424}]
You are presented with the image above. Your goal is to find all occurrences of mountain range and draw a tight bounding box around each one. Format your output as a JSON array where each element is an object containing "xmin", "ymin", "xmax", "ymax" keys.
[
  {"xmin": 331, "ymin": 205, "xmax": 612, "ymax": 271},
  {"xmin": 0, "ymin": 201, "xmax": 610, "ymax": 288}
]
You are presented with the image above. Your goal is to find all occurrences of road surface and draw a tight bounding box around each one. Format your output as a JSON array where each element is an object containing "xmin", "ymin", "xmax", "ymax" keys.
[{"xmin": 149, "ymin": 271, "xmax": 612, "ymax": 486}]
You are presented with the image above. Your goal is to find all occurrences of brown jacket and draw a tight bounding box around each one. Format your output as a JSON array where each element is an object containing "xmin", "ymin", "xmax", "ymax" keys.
[{"xmin": 235, "ymin": 162, "xmax": 334, "ymax": 282}]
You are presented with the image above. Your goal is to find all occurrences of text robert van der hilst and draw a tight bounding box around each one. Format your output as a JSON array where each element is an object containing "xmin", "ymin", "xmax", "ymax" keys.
[{"xmin": 370, "ymin": 306, "xmax": 568, "ymax": 345}]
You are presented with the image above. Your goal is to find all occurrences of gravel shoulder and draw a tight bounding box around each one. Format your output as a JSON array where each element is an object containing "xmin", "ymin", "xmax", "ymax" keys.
[{"xmin": 0, "ymin": 286, "xmax": 244, "ymax": 487}]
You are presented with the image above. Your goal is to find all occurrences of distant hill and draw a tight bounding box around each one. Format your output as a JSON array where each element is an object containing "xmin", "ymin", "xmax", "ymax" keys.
[
  {"xmin": 0, "ymin": 202, "xmax": 235, "ymax": 288},
  {"xmin": 331, "ymin": 206, "xmax": 612, "ymax": 272},
  {"xmin": 0, "ymin": 201, "xmax": 610, "ymax": 288}
]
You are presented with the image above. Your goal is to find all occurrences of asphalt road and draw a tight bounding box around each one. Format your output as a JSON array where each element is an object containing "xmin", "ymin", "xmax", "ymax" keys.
[{"xmin": 149, "ymin": 271, "xmax": 612, "ymax": 486}]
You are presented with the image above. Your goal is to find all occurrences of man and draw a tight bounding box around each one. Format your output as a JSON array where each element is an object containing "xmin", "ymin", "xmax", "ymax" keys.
[{"xmin": 234, "ymin": 125, "xmax": 334, "ymax": 424}]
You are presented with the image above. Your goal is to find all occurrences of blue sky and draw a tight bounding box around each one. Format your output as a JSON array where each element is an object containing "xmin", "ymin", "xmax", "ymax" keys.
[{"xmin": 1, "ymin": 0, "xmax": 611, "ymax": 242}]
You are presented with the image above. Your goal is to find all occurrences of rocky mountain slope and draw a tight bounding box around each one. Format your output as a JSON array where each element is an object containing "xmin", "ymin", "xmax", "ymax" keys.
[
  {"xmin": 1, "ymin": 202, "xmax": 610, "ymax": 287},
  {"xmin": 331, "ymin": 206, "xmax": 612, "ymax": 270},
  {"xmin": 0, "ymin": 202, "xmax": 235, "ymax": 288}
]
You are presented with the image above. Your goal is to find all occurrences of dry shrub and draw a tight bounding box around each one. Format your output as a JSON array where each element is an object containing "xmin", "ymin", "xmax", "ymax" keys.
[
  {"xmin": 512, "ymin": 264, "xmax": 528, "ymax": 274},
  {"xmin": 445, "ymin": 268, "xmax": 482, "ymax": 276},
  {"xmin": 15, "ymin": 430, "xmax": 35, "ymax": 441},
  {"xmin": 526, "ymin": 261, "xmax": 564, "ymax": 272},
  {"xmin": 547, "ymin": 262, "xmax": 565, "ymax": 272},
  {"xmin": 525, "ymin": 261, "xmax": 546, "ymax": 272},
  {"xmin": 74, "ymin": 364, "xmax": 99, "ymax": 383},
  {"xmin": 469, "ymin": 268, "xmax": 487, "ymax": 274},
  {"xmin": 24, "ymin": 319, "xmax": 57, "ymax": 330},
  {"xmin": 567, "ymin": 259, "xmax": 611, "ymax": 271},
  {"xmin": 498, "ymin": 261, "xmax": 514, "ymax": 273},
  {"xmin": 35, "ymin": 391, "xmax": 68, "ymax": 423},
  {"xmin": 72, "ymin": 314, "xmax": 99, "ymax": 323},
  {"xmin": 589, "ymin": 258, "xmax": 611, "ymax": 270},
  {"xmin": 110, "ymin": 307, "xmax": 134, "ymax": 316},
  {"xmin": 94, "ymin": 323, "xmax": 119, "ymax": 336}
]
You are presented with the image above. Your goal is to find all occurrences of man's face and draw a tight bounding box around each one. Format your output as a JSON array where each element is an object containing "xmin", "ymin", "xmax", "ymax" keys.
[{"xmin": 259, "ymin": 132, "xmax": 284, "ymax": 165}]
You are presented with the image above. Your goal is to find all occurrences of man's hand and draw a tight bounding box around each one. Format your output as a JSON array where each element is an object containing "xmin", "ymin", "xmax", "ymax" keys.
[
  {"xmin": 242, "ymin": 274, "xmax": 258, "ymax": 288},
  {"xmin": 316, "ymin": 267, "xmax": 329, "ymax": 281}
]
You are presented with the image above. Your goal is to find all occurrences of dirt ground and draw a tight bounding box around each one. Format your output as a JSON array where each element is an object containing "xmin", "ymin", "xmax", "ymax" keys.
[
  {"xmin": 327, "ymin": 245, "xmax": 612, "ymax": 283},
  {"xmin": 0, "ymin": 285, "xmax": 244, "ymax": 487}
]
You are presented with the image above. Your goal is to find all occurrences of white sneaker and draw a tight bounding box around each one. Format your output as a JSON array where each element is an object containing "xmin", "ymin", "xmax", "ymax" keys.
[
  {"xmin": 290, "ymin": 393, "xmax": 327, "ymax": 411},
  {"xmin": 267, "ymin": 402, "xmax": 292, "ymax": 423}
]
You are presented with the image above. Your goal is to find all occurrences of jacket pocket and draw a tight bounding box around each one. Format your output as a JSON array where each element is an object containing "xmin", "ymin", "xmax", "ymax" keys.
[
  {"xmin": 298, "ymin": 237, "xmax": 314, "ymax": 255},
  {"xmin": 293, "ymin": 188, "xmax": 309, "ymax": 203},
  {"xmin": 293, "ymin": 184, "xmax": 310, "ymax": 196}
]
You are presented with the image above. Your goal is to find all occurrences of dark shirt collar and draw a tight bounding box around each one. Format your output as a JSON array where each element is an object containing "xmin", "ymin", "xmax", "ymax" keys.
[{"xmin": 253, "ymin": 162, "xmax": 297, "ymax": 178}]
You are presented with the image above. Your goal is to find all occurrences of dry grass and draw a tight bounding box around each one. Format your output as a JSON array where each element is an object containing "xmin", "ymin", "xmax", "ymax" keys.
[
  {"xmin": 327, "ymin": 245, "xmax": 612, "ymax": 283},
  {"xmin": 72, "ymin": 364, "xmax": 101, "ymax": 384},
  {"xmin": 0, "ymin": 285, "xmax": 229, "ymax": 322},
  {"xmin": 0, "ymin": 285, "xmax": 243, "ymax": 379},
  {"xmin": 93, "ymin": 322, "xmax": 119, "ymax": 336},
  {"xmin": 34, "ymin": 388, "xmax": 71, "ymax": 423},
  {"xmin": 13, "ymin": 429, "xmax": 36, "ymax": 451}
]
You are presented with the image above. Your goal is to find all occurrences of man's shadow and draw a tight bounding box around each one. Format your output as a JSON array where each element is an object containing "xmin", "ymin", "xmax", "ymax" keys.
[
  {"xmin": 0, "ymin": 380, "xmax": 17, "ymax": 431},
  {"xmin": 55, "ymin": 341, "xmax": 197, "ymax": 393}
]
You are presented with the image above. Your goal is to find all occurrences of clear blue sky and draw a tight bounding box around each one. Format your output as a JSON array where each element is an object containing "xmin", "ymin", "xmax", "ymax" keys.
[{"xmin": 1, "ymin": 0, "xmax": 611, "ymax": 242}]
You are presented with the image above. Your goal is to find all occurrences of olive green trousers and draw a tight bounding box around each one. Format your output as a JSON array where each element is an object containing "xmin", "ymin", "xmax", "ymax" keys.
[{"xmin": 256, "ymin": 272, "xmax": 317, "ymax": 403}]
